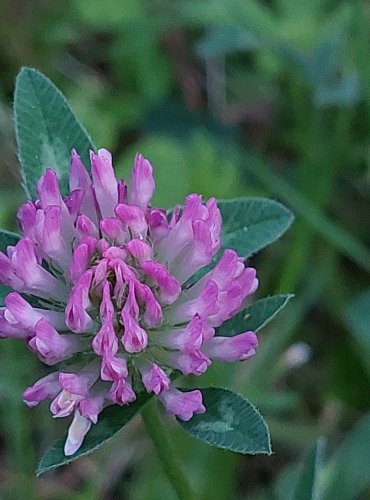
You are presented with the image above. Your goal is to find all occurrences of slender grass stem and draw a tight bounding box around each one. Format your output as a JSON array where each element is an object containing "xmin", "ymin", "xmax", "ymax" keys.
[{"xmin": 141, "ymin": 401, "xmax": 196, "ymax": 500}]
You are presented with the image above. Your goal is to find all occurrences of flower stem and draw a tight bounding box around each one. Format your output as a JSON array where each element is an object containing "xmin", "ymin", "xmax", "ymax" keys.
[{"xmin": 141, "ymin": 401, "xmax": 195, "ymax": 500}]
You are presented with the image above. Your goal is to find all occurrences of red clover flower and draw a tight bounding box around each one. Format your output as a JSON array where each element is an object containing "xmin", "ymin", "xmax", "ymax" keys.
[{"xmin": 0, "ymin": 150, "xmax": 259, "ymax": 455}]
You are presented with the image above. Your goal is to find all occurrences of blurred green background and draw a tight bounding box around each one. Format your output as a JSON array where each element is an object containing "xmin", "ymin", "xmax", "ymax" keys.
[{"xmin": 1, "ymin": 1, "xmax": 370, "ymax": 498}]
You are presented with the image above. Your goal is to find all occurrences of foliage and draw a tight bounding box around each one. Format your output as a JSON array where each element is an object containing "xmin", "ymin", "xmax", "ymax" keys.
[{"xmin": 0, "ymin": 0, "xmax": 370, "ymax": 498}]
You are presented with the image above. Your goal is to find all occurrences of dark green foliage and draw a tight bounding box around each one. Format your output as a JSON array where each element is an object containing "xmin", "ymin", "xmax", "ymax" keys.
[
  {"xmin": 178, "ymin": 388, "xmax": 271, "ymax": 455},
  {"xmin": 0, "ymin": 0, "xmax": 369, "ymax": 497}
]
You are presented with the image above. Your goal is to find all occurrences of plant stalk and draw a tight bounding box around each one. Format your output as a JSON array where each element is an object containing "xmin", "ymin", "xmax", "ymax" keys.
[{"xmin": 141, "ymin": 401, "xmax": 196, "ymax": 500}]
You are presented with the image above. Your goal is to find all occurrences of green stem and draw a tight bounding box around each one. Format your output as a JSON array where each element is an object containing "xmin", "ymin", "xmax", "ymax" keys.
[{"xmin": 141, "ymin": 401, "xmax": 196, "ymax": 500}]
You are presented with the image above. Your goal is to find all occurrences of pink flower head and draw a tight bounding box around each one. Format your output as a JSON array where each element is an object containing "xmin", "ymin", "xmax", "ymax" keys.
[{"xmin": 0, "ymin": 149, "xmax": 259, "ymax": 455}]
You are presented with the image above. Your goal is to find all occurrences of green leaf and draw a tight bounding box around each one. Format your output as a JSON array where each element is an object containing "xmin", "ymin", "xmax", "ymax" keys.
[
  {"xmin": 37, "ymin": 392, "xmax": 151, "ymax": 475},
  {"xmin": 14, "ymin": 67, "xmax": 95, "ymax": 198},
  {"xmin": 345, "ymin": 289, "xmax": 370, "ymax": 352},
  {"xmin": 0, "ymin": 229, "xmax": 20, "ymax": 253},
  {"xmin": 178, "ymin": 388, "xmax": 271, "ymax": 455},
  {"xmin": 293, "ymin": 438, "xmax": 326, "ymax": 500},
  {"xmin": 216, "ymin": 294, "xmax": 293, "ymax": 337},
  {"xmin": 218, "ymin": 197, "xmax": 294, "ymax": 258},
  {"xmin": 322, "ymin": 414, "xmax": 370, "ymax": 500}
]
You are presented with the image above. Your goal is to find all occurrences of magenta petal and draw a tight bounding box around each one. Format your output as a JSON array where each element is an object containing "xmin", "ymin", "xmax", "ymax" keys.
[
  {"xmin": 70, "ymin": 149, "xmax": 91, "ymax": 192},
  {"xmin": 109, "ymin": 378, "xmax": 136, "ymax": 405},
  {"xmin": 10, "ymin": 238, "xmax": 69, "ymax": 300},
  {"xmin": 129, "ymin": 153, "xmax": 155, "ymax": 209},
  {"xmin": 182, "ymin": 194, "xmax": 208, "ymax": 220},
  {"xmin": 35, "ymin": 205, "xmax": 69, "ymax": 267},
  {"xmin": 141, "ymin": 260, "xmax": 181, "ymax": 305},
  {"xmin": 99, "ymin": 281, "xmax": 114, "ymax": 320},
  {"xmin": 37, "ymin": 168, "xmax": 62, "ymax": 208},
  {"xmin": 205, "ymin": 197, "xmax": 222, "ymax": 254},
  {"xmin": 100, "ymin": 351, "xmax": 128, "ymax": 381},
  {"xmin": 5, "ymin": 292, "xmax": 46, "ymax": 330},
  {"xmin": 126, "ymin": 239, "xmax": 152, "ymax": 262},
  {"xmin": 69, "ymin": 237, "xmax": 97, "ymax": 283},
  {"xmin": 70, "ymin": 150, "xmax": 98, "ymax": 223},
  {"xmin": 50, "ymin": 390, "xmax": 81, "ymax": 418},
  {"xmin": 121, "ymin": 310, "xmax": 148, "ymax": 353},
  {"xmin": 91, "ymin": 149, "xmax": 118, "ymax": 218},
  {"xmin": 159, "ymin": 314, "xmax": 213, "ymax": 351},
  {"xmin": 4, "ymin": 292, "xmax": 66, "ymax": 332},
  {"xmin": 148, "ymin": 208, "xmax": 169, "ymax": 243},
  {"xmin": 140, "ymin": 362, "xmax": 170, "ymax": 395},
  {"xmin": 17, "ymin": 201, "xmax": 37, "ymax": 237},
  {"xmin": 100, "ymin": 217, "xmax": 128, "ymax": 245},
  {"xmin": 159, "ymin": 387, "xmax": 206, "ymax": 421},
  {"xmin": 117, "ymin": 179, "xmax": 127, "ymax": 203},
  {"xmin": 65, "ymin": 270, "xmax": 94, "ymax": 333},
  {"xmin": 0, "ymin": 252, "xmax": 25, "ymax": 291},
  {"xmin": 163, "ymin": 349, "xmax": 210, "ymax": 376},
  {"xmin": 76, "ymin": 214, "xmax": 99, "ymax": 240},
  {"xmin": 23, "ymin": 373, "xmax": 61, "ymax": 407},
  {"xmin": 79, "ymin": 393, "xmax": 105, "ymax": 424},
  {"xmin": 115, "ymin": 203, "xmax": 148, "ymax": 238},
  {"xmin": 0, "ymin": 309, "xmax": 29, "ymax": 338},
  {"xmin": 28, "ymin": 319, "xmax": 81, "ymax": 365},
  {"xmin": 134, "ymin": 282, "xmax": 163, "ymax": 327},
  {"xmin": 92, "ymin": 316, "xmax": 118, "ymax": 356},
  {"xmin": 203, "ymin": 331, "xmax": 258, "ymax": 362},
  {"xmin": 167, "ymin": 279, "xmax": 219, "ymax": 324},
  {"xmin": 59, "ymin": 372, "xmax": 94, "ymax": 396}
]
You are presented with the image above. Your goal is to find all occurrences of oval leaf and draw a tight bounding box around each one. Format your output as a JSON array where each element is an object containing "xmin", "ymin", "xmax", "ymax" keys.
[
  {"xmin": 178, "ymin": 388, "xmax": 271, "ymax": 455},
  {"xmin": 14, "ymin": 67, "xmax": 95, "ymax": 198},
  {"xmin": 322, "ymin": 414, "xmax": 370, "ymax": 500},
  {"xmin": 37, "ymin": 392, "xmax": 151, "ymax": 475},
  {"xmin": 293, "ymin": 438, "xmax": 326, "ymax": 500},
  {"xmin": 216, "ymin": 294, "xmax": 293, "ymax": 337},
  {"xmin": 219, "ymin": 197, "xmax": 294, "ymax": 258},
  {"xmin": 345, "ymin": 289, "xmax": 370, "ymax": 352}
]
